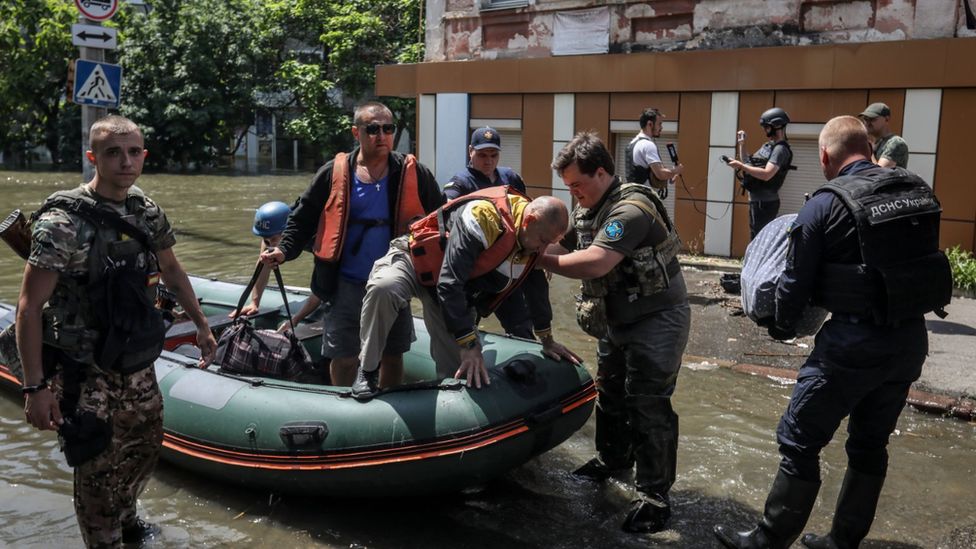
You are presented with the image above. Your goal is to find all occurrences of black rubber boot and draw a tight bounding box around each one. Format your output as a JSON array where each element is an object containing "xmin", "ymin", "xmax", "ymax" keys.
[
  {"xmin": 627, "ymin": 395, "xmax": 678, "ymax": 502},
  {"xmin": 350, "ymin": 367, "xmax": 380, "ymax": 400},
  {"xmin": 714, "ymin": 469, "xmax": 821, "ymax": 549},
  {"xmin": 572, "ymin": 457, "xmax": 629, "ymax": 481},
  {"xmin": 622, "ymin": 494, "xmax": 671, "ymax": 533},
  {"xmin": 801, "ymin": 469, "xmax": 886, "ymax": 549},
  {"xmin": 122, "ymin": 517, "xmax": 160, "ymax": 544}
]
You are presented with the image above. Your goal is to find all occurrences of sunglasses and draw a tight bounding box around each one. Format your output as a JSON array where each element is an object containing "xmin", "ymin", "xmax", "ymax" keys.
[{"xmin": 363, "ymin": 123, "xmax": 396, "ymax": 136}]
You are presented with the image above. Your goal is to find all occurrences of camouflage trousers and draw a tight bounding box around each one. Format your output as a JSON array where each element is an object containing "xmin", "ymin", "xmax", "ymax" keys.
[{"xmin": 52, "ymin": 364, "xmax": 164, "ymax": 549}]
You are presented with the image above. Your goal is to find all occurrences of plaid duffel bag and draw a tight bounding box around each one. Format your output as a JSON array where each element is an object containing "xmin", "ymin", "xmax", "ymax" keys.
[{"xmin": 215, "ymin": 264, "xmax": 312, "ymax": 379}]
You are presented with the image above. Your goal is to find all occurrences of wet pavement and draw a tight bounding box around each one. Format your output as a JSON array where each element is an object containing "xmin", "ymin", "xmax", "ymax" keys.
[{"xmin": 678, "ymin": 259, "xmax": 976, "ymax": 421}]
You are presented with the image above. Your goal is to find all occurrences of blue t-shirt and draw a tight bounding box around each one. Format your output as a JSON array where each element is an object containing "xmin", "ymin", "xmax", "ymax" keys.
[{"xmin": 339, "ymin": 174, "xmax": 392, "ymax": 282}]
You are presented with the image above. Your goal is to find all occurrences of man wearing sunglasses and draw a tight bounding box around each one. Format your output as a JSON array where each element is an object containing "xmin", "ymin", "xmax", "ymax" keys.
[
  {"xmin": 442, "ymin": 127, "xmax": 535, "ymax": 340},
  {"xmin": 261, "ymin": 101, "xmax": 443, "ymax": 388}
]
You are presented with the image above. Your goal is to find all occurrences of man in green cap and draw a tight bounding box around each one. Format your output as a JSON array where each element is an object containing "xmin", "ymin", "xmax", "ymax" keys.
[{"xmin": 859, "ymin": 102, "xmax": 909, "ymax": 169}]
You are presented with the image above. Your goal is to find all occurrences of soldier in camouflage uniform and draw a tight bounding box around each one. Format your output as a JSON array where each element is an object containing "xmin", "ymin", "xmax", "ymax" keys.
[
  {"xmin": 16, "ymin": 115, "xmax": 217, "ymax": 548},
  {"xmin": 544, "ymin": 133, "xmax": 691, "ymax": 535}
]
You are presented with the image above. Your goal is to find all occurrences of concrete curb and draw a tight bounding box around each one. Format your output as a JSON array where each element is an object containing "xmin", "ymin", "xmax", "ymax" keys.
[{"xmin": 684, "ymin": 354, "xmax": 976, "ymax": 422}]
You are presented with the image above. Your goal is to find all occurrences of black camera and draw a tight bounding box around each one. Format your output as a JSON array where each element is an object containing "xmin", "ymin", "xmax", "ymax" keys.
[{"xmin": 720, "ymin": 155, "xmax": 731, "ymax": 164}]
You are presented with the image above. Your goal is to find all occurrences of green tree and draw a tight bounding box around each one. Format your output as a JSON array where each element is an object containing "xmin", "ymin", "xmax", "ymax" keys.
[
  {"xmin": 117, "ymin": 0, "xmax": 277, "ymax": 170},
  {"xmin": 0, "ymin": 1, "xmax": 77, "ymax": 168},
  {"xmin": 266, "ymin": 0, "xmax": 425, "ymax": 158}
]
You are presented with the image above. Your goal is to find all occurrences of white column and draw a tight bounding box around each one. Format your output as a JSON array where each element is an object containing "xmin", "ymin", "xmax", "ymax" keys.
[
  {"xmin": 902, "ymin": 88, "xmax": 942, "ymax": 188},
  {"xmin": 418, "ymin": 94, "xmax": 437, "ymax": 174},
  {"xmin": 434, "ymin": 93, "xmax": 469, "ymax": 183},
  {"xmin": 550, "ymin": 94, "xmax": 576, "ymax": 210},
  {"xmin": 704, "ymin": 92, "xmax": 739, "ymax": 257}
]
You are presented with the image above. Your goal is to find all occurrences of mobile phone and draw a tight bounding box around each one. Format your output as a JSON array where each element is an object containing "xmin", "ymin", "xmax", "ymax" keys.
[{"xmin": 721, "ymin": 155, "xmax": 731, "ymax": 164}]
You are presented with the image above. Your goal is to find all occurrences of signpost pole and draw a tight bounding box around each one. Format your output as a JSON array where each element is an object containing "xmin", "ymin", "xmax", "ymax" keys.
[{"xmin": 80, "ymin": 40, "xmax": 107, "ymax": 183}]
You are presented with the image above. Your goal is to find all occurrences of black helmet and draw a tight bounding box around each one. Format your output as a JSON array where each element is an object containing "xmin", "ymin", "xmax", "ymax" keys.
[{"xmin": 759, "ymin": 107, "xmax": 790, "ymax": 128}]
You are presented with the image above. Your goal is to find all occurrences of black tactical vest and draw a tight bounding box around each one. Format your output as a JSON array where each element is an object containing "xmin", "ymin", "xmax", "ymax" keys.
[
  {"xmin": 812, "ymin": 167, "xmax": 951, "ymax": 324},
  {"xmin": 624, "ymin": 135, "xmax": 651, "ymax": 186},
  {"xmin": 36, "ymin": 187, "xmax": 164, "ymax": 373},
  {"xmin": 741, "ymin": 140, "xmax": 792, "ymax": 194}
]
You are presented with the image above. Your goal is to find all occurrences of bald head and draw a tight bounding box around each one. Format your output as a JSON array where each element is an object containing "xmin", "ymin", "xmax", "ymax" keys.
[
  {"xmin": 819, "ymin": 116, "xmax": 872, "ymax": 179},
  {"xmin": 520, "ymin": 195, "xmax": 569, "ymax": 254},
  {"xmin": 527, "ymin": 195, "xmax": 569, "ymax": 232}
]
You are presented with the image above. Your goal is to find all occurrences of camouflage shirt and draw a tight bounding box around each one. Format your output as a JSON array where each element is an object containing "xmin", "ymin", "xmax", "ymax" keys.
[
  {"xmin": 28, "ymin": 184, "xmax": 176, "ymax": 277},
  {"xmin": 873, "ymin": 134, "xmax": 909, "ymax": 169}
]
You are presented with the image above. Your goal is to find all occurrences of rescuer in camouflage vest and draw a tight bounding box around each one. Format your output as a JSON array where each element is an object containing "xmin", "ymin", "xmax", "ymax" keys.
[
  {"xmin": 543, "ymin": 132, "xmax": 691, "ymax": 535},
  {"xmin": 17, "ymin": 115, "xmax": 216, "ymax": 548}
]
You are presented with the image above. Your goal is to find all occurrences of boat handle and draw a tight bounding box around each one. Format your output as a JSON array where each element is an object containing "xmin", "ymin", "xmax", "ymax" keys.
[{"xmin": 279, "ymin": 421, "xmax": 329, "ymax": 451}]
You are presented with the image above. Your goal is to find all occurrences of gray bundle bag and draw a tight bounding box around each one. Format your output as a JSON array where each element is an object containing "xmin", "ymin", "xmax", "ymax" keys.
[{"xmin": 740, "ymin": 214, "xmax": 827, "ymax": 337}]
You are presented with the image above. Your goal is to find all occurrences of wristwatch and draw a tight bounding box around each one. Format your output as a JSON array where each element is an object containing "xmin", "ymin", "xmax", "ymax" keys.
[{"xmin": 21, "ymin": 380, "xmax": 49, "ymax": 395}]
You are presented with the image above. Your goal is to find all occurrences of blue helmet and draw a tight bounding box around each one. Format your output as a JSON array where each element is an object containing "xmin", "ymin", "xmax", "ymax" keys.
[{"xmin": 252, "ymin": 201, "xmax": 290, "ymax": 237}]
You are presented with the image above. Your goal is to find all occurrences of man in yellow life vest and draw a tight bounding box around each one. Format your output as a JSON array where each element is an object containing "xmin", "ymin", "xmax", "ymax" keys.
[
  {"xmin": 350, "ymin": 187, "xmax": 581, "ymax": 398},
  {"xmin": 261, "ymin": 102, "xmax": 443, "ymax": 388}
]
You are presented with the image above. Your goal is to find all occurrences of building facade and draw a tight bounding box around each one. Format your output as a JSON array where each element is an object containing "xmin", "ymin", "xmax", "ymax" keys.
[{"xmin": 378, "ymin": 1, "xmax": 976, "ymax": 256}]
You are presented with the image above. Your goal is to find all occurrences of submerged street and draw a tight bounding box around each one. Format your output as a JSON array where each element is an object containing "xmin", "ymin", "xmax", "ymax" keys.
[{"xmin": 1, "ymin": 171, "xmax": 974, "ymax": 547}]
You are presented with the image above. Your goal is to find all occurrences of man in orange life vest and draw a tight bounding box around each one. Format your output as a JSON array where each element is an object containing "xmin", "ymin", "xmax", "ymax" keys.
[
  {"xmin": 350, "ymin": 187, "xmax": 582, "ymax": 398},
  {"xmin": 261, "ymin": 102, "xmax": 443, "ymax": 387}
]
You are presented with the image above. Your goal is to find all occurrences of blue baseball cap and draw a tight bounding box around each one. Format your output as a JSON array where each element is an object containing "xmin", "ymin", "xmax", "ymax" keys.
[{"xmin": 470, "ymin": 127, "xmax": 501, "ymax": 150}]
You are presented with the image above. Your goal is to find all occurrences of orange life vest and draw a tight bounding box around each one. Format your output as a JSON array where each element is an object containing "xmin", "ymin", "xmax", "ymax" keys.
[
  {"xmin": 409, "ymin": 186, "xmax": 540, "ymax": 311},
  {"xmin": 312, "ymin": 152, "xmax": 424, "ymax": 262}
]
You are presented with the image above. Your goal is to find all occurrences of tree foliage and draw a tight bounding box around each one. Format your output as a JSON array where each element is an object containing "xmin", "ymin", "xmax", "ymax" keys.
[
  {"xmin": 0, "ymin": 0, "xmax": 77, "ymax": 168},
  {"xmin": 117, "ymin": 0, "xmax": 278, "ymax": 169},
  {"xmin": 267, "ymin": 0, "xmax": 425, "ymax": 157},
  {"xmin": 0, "ymin": 0, "xmax": 424, "ymax": 171}
]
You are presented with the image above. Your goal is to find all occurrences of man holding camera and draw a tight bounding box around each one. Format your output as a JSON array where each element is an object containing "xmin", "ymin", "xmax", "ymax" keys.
[
  {"xmin": 724, "ymin": 107, "xmax": 793, "ymax": 239},
  {"xmin": 624, "ymin": 108, "xmax": 684, "ymax": 189}
]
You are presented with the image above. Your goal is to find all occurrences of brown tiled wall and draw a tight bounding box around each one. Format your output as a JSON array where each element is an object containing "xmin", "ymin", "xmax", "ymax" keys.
[
  {"xmin": 675, "ymin": 92, "xmax": 711, "ymax": 253},
  {"xmin": 521, "ymin": 94, "xmax": 555, "ymax": 196},
  {"xmin": 935, "ymin": 88, "xmax": 976, "ymax": 250}
]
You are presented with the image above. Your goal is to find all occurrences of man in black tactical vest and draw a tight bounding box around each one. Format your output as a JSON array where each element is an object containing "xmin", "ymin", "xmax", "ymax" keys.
[
  {"xmin": 545, "ymin": 133, "xmax": 691, "ymax": 534},
  {"xmin": 724, "ymin": 107, "xmax": 794, "ymax": 239},
  {"xmin": 17, "ymin": 115, "xmax": 217, "ymax": 548},
  {"xmin": 714, "ymin": 116, "xmax": 952, "ymax": 549},
  {"xmin": 624, "ymin": 108, "xmax": 683, "ymax": 190}
]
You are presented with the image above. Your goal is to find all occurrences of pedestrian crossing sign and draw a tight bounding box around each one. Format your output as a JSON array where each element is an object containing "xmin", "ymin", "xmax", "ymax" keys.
[{"xmin": 73, "ymin": 59, "xmax": 122, "ymax": 108}]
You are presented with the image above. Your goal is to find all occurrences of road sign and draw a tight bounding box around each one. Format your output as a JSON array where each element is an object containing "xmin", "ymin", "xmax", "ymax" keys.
[
  {"xmin": 71, "ymin": 24, "xmax": 118, "ymax": 49},
  {"xmin": 74, "ymin": 0, "xmax": 119, "ymax": 21},
  {"xmin": 73, "ymin": 60, "xmax": 122, "ymax": 108}
]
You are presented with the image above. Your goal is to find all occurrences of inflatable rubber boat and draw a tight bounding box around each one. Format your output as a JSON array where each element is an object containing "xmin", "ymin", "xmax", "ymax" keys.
[{"xmin": 0, "ymin": 276, "xmax": 596, "ymax": 496}]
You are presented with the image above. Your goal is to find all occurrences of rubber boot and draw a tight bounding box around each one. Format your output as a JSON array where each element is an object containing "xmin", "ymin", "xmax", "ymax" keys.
[
  {"xmin": 622, "ymin": 494, "xmax": 671, "ymax": 533},
  {"xmin": 801, "ymin": 469, "xmax": 885, "ymax": 549},
  {"xmin": 627, "ymin": 395, "xmax": 678, "ymax": 502},
  {"xmin": 122, "ymin": 517, "xmax": 161, "ymax": 544},
  {"xmin": 714, "ymin": 469, "xmax": 821, "ymax": 549},
  {"xmin": 350, "ymin": 366, "xmax": 379, "ymax": 400}
]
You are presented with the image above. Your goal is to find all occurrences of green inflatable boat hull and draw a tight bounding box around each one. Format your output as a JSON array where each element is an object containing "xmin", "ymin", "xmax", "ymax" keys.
[{"xmin": 0, "ymin": 277, "xmax": 597, "ymax": 497}]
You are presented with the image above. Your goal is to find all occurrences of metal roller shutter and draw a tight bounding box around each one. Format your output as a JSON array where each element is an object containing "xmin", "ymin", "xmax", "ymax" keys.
[
  {"xmin": 613, "ymin": 132, "xmax": 676, "ymax": 220},
  {"xmin": 777, "ymin": 139, "xmax": 826, "ymax": 216},
  {"xmin": 497, "ymin": 130, "xmax": 522, "ymax": 175}
]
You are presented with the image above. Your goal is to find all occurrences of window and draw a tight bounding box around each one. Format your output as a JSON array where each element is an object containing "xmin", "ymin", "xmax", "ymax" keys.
[{"xmin": 481, "ymin": 0, "xmax": 528, "ymax": 11}]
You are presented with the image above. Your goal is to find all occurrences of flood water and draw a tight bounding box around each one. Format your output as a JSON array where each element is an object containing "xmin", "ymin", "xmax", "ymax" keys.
[{"xmin": 1, "ymin": 171, "xmax": 974, "ymax": 548}]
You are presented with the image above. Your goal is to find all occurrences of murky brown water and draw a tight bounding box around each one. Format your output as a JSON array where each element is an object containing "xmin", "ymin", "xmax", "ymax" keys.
[{"xmin": 1, "ymin": 171, "xmax": 974, "ymax": 548}]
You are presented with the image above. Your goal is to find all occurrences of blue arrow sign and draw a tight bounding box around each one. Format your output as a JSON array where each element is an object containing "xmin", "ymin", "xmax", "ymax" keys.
[{"xmin": 73, "ymin": 59, "xmax": 122, "ymax": 108}]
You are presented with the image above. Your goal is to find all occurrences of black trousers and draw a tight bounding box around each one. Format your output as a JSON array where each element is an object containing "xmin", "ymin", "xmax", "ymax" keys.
[
  {"xmin": 776, "ymin": 317, "xmax": 927, "ymax": 481},
  {"xmin": 749, "ymin": 199, "xmax": 780, "ymax": 240},
  {"xmin": 493, "ymin": 287, "xmax": 533, "ymax": 339},
  {"xmin": 594, "ymin": 303, "xmax": 690, "ymax": 503}
]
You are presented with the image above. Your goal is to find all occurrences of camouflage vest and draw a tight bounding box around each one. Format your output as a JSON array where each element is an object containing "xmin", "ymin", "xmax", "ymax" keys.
[
  {"xmin": 35, "ymin": 186, "xmax": 160, "ymax": 364},
  {"xmin": 575, "ymin": 182, "xmax": 681, "ymax": 299}
]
